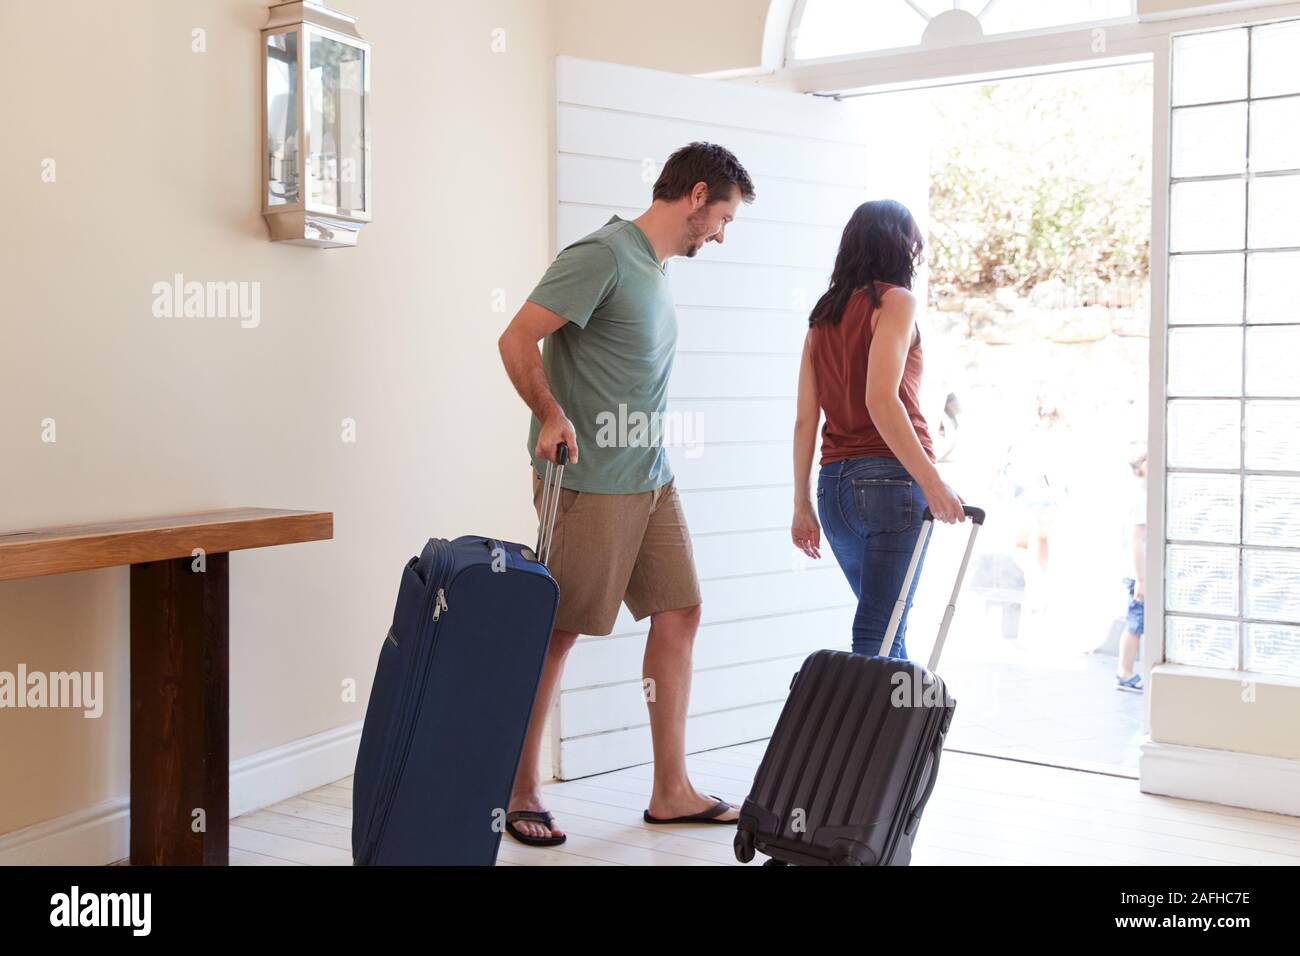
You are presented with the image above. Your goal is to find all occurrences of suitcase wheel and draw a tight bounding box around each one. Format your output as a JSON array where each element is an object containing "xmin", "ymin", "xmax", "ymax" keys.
[
  {"xmin": 761, "ymin": 858, "xmax": 789, "ymax": 867},
  {"xmin": 733, "ymin": 829, "xmax": 755, "ymax": 864}
]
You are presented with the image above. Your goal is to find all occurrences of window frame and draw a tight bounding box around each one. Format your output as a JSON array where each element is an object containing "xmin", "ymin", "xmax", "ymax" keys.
[{"xmin": 751, "ymin": 0, "xmax": 1300, "ymax": 694}]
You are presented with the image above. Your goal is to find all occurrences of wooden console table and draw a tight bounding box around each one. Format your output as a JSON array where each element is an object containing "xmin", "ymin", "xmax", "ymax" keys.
[{"xmin": 0, "ymin": 508, "xmax": 333, "ymax": 865}]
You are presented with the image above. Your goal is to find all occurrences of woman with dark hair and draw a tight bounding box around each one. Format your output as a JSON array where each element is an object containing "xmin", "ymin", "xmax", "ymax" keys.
[{"xmin": 791, "ymin": 199, "xmax": 966, "ymax": 659}]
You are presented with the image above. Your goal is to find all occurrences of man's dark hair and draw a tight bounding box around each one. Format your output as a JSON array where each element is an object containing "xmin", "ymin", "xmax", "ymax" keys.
[{"xmin": 652, "ymin": 142, "xmax": 756, "ymax": 205}]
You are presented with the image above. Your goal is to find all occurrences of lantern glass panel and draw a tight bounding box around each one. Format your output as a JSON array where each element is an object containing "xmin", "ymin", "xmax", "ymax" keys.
[
  {"xmin": 265, "ymin": 30, "xmax": 300, "ymax": 207},
  {"xmin": 306, "ymin": 32, "xmax": 367, "ymax": 214}
]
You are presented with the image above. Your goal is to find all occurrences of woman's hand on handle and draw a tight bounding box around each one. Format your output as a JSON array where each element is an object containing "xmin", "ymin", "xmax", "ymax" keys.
[
  {"xmin": 923, "ymin": 479, "xmax": 966, "ymax": 524},
  {"xmin": 792, "ymin": 500, "xmax": 822, "ymax": 559}
]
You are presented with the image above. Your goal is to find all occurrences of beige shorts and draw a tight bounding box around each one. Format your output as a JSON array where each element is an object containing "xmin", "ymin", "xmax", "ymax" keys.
[{"xmin": 531, "ymin": 471, "xmax": 702, "ymax": 636}]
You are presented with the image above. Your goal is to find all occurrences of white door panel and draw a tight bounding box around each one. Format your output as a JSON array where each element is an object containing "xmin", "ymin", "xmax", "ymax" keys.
[
  {"xmin": 557, "ymin": 103, "xmax": 869, "ymax": 186},
  {"xmin": 668, "ymin": 352, "xmax": 799, "ymax": 399},
  {"xmin": 560, "ymin": 606, "xmax": 853, "ymax": 692},
  {"xmin": 558, "ymin": 704, "xmax": 785, "ymax": 781},
  {"xmin": 678, "ymin": 485, "xmax": 800, "ymax": 536},
  {"xmin": 674, "ymin": 307, "xmax": 807, "ymax": 354},
  {"xmin": 555, "ymin": 56, "xmax": 866, "ymax": 142},
  {"xmin": 552, "ymin": 56, "xmax": 870, "ymax": 779},
  {"xmin": 665, "ymin": 441, "xmax": 790, "ymax": 490},
  {"xmin": 558, "ymin": 152, "xmax": 866, "ymax": 227},
  {"xmin": 560, "ymin": 656, "xmax": 815, "ymax": 740},
  {"xmin": 558, "ymin": 202, "xmax": 841, "ymax": 269},
  {"xmin": 664, "ymin": 398, "xmax": 797, "ymax": 443},
  {"xmin": 667, "ymin": 260, "xmax": 830, "ymax": 311}
]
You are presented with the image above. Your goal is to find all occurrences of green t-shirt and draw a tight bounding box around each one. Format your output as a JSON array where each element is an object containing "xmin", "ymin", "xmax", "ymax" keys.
[{"xmin": 526, "ymin": 216, "xmax": 677, "ymax": 493}]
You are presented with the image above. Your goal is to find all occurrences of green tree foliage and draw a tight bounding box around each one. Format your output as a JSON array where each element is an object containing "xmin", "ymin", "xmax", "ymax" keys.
[{"xmin": 926, "ymin": 65, "xmax": 1152, "ymax": 299}]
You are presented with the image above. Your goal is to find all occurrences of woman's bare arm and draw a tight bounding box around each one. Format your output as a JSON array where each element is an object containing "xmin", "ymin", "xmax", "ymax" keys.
[
  {"xmin": 793, "ymin": 330, "xmax": 820, "ymax": 508},
  {"xmin": 791, "ymin": 330, "xmax": 822, "ymax": 557},
  {"xmin": 866, "ymin": 289, "xmax": 965, "ymax": 522}
]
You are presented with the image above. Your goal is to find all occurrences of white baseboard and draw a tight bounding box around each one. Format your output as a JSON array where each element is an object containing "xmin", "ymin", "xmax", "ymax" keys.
[
  {"xmin": 1140, "ymin": 738, "xmax": 1300, "ymax": 818},
  {"xmin": 228, "ymin": 719, "xmax": 363, "ymax": 818},
  {"xmin": 0, "ymin": 799, "xmax": 131, "ymax": 866},
  {"xmin": 0, "ymin": 720, "xmax": 363, "ymax": 866}
]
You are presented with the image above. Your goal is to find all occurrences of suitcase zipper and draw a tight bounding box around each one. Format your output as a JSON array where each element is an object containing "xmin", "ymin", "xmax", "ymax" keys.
[{"xmin": 359, "ymin": 539, "xmax": 454, "ymax": 863}]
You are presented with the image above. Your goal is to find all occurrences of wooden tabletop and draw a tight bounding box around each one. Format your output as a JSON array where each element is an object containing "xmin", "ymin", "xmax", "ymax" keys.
[{"xmin": 0, "ymin": 508, "xmax": 333, "ymax": 581}]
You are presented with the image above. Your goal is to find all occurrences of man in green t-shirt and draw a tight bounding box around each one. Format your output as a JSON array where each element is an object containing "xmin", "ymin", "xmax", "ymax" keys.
[{"xmin": 498, "ymin": 143, "xmax": 755, "ymax": 846}]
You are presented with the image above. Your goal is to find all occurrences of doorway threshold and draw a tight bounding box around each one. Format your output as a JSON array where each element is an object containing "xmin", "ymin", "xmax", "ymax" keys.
[{"xmin": 946, "ymin": 744, "xmax": 1139, "ymax": 781}]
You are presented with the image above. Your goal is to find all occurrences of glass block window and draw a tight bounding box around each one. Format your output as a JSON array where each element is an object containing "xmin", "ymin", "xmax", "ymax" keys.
[{"xmin": 1165, "ymin": 20, "xmax": 1300, "ymax": 679}]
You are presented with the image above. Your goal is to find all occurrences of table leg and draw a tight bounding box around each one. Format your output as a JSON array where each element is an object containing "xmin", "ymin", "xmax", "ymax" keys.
[{"xmin": 129, "ymin": 551, "xmax": 229, "ymax": 865}]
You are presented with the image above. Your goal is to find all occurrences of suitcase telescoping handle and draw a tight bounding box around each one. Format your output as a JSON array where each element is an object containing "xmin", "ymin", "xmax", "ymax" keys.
[
  {"xmin": 878, "ymin": 505, "xmax": 985, "ymax": 671},
  {"xmin": 535, "ymin": 442, "xmax": 569, "ymax": 566}
]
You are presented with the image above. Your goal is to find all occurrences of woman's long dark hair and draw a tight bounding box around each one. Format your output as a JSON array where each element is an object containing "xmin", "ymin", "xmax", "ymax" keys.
[{"xmin": 809, "ymin": 199, "xmax": 923, "ymax": 327}]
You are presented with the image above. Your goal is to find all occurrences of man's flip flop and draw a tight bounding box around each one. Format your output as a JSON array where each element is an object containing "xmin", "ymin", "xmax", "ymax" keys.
[
  {"xmin": 643, "ymin": 794, "xmax": 738, "ymax": 826},
  {"xmin": 505, "ymin": 809, "xmax": 567, "ymax": 847}
]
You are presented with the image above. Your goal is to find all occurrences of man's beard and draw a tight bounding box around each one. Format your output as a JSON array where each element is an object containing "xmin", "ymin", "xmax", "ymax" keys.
[{"xmin": 682, "ymin": 210, "xmax": 711, "ymax": 257}]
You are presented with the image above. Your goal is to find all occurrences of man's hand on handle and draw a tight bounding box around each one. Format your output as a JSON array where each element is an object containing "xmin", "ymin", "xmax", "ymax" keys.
[{"xmin": 536, "ymin": 412, "xmax": 578, "ymax": 465}]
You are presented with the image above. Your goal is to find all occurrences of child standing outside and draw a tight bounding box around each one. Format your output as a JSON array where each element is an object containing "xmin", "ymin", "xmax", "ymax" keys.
[{"xmin": 1117, "ymin": 449, "xmax": 1147, "ymax": 692}]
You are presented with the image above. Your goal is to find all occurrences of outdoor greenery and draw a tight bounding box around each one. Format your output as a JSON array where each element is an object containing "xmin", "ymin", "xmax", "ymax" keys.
[{"xmin": 926, "ymin": 65, "xmax": 1152, "ymax": 302}]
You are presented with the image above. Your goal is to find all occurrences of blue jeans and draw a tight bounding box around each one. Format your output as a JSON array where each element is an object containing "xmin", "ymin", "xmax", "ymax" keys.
[{"xmin": 817, "ymin": 455, "xmax": 933, "ymax": 659}]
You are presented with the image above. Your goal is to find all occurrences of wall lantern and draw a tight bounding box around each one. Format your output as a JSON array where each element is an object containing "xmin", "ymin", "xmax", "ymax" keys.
[{"xmin": 261, "ymin": 1, "xmax": 371, "ymax": 247}]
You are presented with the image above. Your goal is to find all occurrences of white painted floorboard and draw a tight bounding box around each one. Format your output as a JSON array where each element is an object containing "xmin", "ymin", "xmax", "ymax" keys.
[{"xmin": 229, "ymin": 745, "xmax": 1300, "ymax": 867}]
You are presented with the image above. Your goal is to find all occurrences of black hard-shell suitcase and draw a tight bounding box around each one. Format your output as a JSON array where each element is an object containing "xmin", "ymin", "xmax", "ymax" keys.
[
  {"xmin": 735, "ymin": 504, "xmax": 985, "ymax": 867},
  {"xmin": 352, "ymin": 447, "xmax": 570, "ymax": 865}
]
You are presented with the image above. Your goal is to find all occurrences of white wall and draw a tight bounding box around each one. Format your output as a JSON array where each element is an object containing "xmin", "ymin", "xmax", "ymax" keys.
[
  {"xmin": 0, "ymin": 0, "xmax": 555, "ymax": 841},
  {"xmin": 552, "ymin": 0, "xmax": 771, "ymax": 75}
]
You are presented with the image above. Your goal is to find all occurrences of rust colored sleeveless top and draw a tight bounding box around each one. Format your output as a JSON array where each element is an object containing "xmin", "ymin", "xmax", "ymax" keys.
[{"xmin": 810, "ymin": 281, "xmax": 935, "ymax": 466}]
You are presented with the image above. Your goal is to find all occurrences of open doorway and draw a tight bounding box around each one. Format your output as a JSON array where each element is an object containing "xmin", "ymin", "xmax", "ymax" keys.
[{"xmin": 843, "ymin": 62, "xmax": 1154, "ymax": 775}]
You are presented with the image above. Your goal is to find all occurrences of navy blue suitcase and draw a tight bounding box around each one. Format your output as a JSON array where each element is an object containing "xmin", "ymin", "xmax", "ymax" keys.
[{"xmin": 352, "ymin": 450, "xmax": 568, "ymax": 865}]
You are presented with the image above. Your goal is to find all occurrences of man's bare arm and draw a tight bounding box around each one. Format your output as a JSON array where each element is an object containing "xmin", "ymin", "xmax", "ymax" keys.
[{"xmin": 498, "ymin": 301, "xmax": 579, "ymax": 463}]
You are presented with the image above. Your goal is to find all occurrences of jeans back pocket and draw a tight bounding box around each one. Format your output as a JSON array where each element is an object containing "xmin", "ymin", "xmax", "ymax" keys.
[{"xmin": 851, "ymin": 478, "xmax": 915, "ymax": 535}]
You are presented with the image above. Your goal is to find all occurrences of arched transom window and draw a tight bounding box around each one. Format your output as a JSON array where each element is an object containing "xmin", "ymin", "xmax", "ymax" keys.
[{"xmin": 792, "ymin": 0, "xmax": 1137, "ymax": 61}]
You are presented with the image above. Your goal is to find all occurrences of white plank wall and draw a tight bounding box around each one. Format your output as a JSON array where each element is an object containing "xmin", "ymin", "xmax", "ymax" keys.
[{"xmin": 550, "ymin": 57, "xmax": 877, "ymax": 779}]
